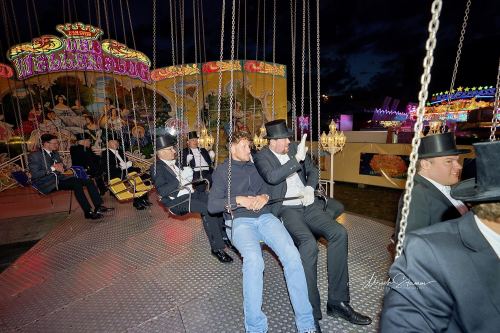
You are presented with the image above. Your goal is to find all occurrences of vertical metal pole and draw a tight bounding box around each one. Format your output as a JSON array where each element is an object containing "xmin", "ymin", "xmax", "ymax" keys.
[{"xmin": 329, "ymin": 151, "xmax": 334, "ymax": 198}]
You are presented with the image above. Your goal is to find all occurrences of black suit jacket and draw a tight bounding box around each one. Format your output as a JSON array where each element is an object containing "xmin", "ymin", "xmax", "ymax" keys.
[
  {"xmin": 394, "ymin": 174, "xmax": 463, "ymax": 239},
  {"xmin": 150, "ymin": 160, "xmax": 191, "ymax": 214},
  {"xmin": 70, "ymin": 145, "xmax": 101, "ymax": 175},
  {"xmin": 182, "ymin": 147, "xmax": 213, "ymax": 170},
  {"xmin": 28, "ymin": 150, "xmax": 72, "ymax": 194},
  {"xmin": 101, "ymin": 149, "xmax": 127, "ymax": 180},
  {"xmin": 254, "ymin": 144, "xmax": 344, "ymax": 219},
  {"xmin": 381, "ymin": 212, "xmax": 500, "ymax": 332}
]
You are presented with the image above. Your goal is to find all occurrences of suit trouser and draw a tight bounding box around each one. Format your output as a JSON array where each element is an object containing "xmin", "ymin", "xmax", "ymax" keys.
[
  {"xmin": 192, "ymin": 169, "xmax": 212, "ymax": 192},
  {"xmin": 279, "ymin": 199, "xmax": 350, "ymax": 320},
  {"xmin": 58, "ymin": 177, "xmax": 103, "ymax": 214},
  {"xmin": 188, "ymin": 191, "xmax": 226, "ymax": 251}
]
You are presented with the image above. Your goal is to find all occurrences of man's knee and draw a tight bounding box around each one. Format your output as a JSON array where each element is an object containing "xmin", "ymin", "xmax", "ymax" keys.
[
  {"xmin": 298, "ymin": 238, "xmax": 319, "ymax": 260},
  {"xmin": 242, "ymin": 252, "xmax": 265, "ymax": 273},
  {"xmin": 326, "ymin": 222, "xmax": 348, "ymax": 243}
]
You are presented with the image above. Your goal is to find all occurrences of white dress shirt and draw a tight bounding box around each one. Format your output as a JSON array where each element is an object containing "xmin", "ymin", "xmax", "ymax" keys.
[
  {"xmin": 422, "ymin": 175, "xmax": 469, "ymax": 215},
  {"xmin": 160, "ymin": 159, "xmax": 192, "ymax": 197},
  {"xmin": 109, "ymin": 148, "xmax": 129, "ymax": 170},
  {"xmin": 474, "ymin": 215, "xmax": 500, "ymax": 258},
  {"xmin": 190, "ymin": 148, "xmax": 210, "ymax": 171},
  {"xmin": 271, "ymin": 150, "xmax": 305, "ymax": 206}
]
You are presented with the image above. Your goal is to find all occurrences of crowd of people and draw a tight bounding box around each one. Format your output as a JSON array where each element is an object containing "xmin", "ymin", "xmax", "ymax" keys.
[{"xmin": 26, "ymin": 117, "xmax": 499, "ymax": 333}]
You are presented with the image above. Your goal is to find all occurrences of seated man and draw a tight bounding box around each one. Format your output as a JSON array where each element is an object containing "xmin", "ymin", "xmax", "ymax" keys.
[
  {"xmin": 70, "ymin": 132, "xmax": 107, "ymax": 195},
  {"xmin": 182, "ymin": 131, "xmax": 214, "ymax": 192},
  {"xmin": 151, "ymin": 134, "xmax": 233, "ymax": 264},
  {"xmin": 101, "ymin": 136, "xmax": 151, "ymax": 210},
  {"xmin": 381, "ymin": 141, "xmax": 500, "ymax": 333},
  {"xmin": 28, "ymin": 134, "xmax": 110, "ymax": 220},
  {"xmin": 254, "ymin": 119, "xmax": 370, "ymax": 328},
  {"xmin": 208, "ymin": 131, "xmax": 317, "ymax": 333}
]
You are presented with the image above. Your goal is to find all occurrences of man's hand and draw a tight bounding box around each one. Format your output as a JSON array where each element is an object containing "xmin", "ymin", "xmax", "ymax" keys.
[
  {"xmin": 180, "ymin": 167, "xmax": 194, "ymax": 185},
  {"xmin": 295, "ymin": 134, "xmax": 309, "ymax": 162},
  {"xmin": 208, "ymin": 150, "xmax": 215, "ymax": 160},
  {"xmin": 53, "ymin": 163, "xmax": 64, "ymax": 173},
  {"xmin": 301, "ymin": 186, "xmax": 315, "ymax": 206},
  {"xmin": 236, "ymin": 194, "xmax": 269, "ymax": 211},
  {"xmin": 186, "ymin": 154, "xmax": 194, "ymax": 164}
]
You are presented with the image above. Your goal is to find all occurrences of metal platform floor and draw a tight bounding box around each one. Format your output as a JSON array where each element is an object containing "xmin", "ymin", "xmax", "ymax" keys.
[{"xmin": 0, "ymin": 196, "xmax": 393, "ymax": 333}]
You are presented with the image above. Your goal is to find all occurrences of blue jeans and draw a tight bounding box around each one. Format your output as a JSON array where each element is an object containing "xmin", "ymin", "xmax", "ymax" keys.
[{"xmin": 227, "ymin": 213, "xmax": 315, "ymax": 333}]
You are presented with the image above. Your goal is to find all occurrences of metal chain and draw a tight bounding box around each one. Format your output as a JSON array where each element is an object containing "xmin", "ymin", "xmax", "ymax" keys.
[
  {"xmin": 316, "ymin": 0, "xmax": 322, "ymax": 182},
  {"xmin": 215, "ymin": 0, "xmax": 226, "ymax": 167},
  {"xmin": 227, "ymin": 0, "xmax": 237, "ymax": 210},
  {"xmin": 152, "ymin": 0, "xmax": 158, "ymax": 175},
  {"xmin": 291, "ymin": 0, "xmax": 297, "ymax": 140},
  {"xmin": 444, "ymin": 0, "xmax": 472, "ymax": 133},
  {"xmin": 489, "ymin": 58, "xmax": 500, "ymax": 141},
  {"xmin": 179, "ymin": 0, "xmax": 186, "ymax": 167},
  {"xmin": 300, "ymin": 0, "xmax": 306, "ymax": 122},
  {"xmin": 271, "ymin": 0, "xmax": 276, "ymax": 120},
  {"xmin": 396, "ymin": 0, "xmax": 443, "ymax": 259},
  {"xmin": 307, "ymin": 1, "xmax": 313, "ymax": 149},
  {"xmin": 168, "ymin": 0, "xmax": 180, "ymax": 179}
]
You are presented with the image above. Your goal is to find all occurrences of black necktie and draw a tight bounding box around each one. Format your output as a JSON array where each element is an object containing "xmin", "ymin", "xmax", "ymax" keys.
[{"xmin": 49, "ymin": 152, "xmax": 57, "ymax": 163}]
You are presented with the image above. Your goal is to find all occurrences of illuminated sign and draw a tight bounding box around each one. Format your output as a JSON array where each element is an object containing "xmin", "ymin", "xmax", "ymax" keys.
[
  {"xmin": 0, "ymin": 63, "xmax": 14, "ymax": 78},
  {"xmin": 6, "ymin": 22, "xmax": 151, "ymax": 83},
  {"xmin": 430, "ymin": 86, "xmax": 496, "ymax": 103}
]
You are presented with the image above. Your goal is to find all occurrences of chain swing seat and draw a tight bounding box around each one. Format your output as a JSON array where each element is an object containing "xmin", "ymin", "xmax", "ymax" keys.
[
  {"xmin": 108, "ymin": 177, "xmax": 148, "ymax": 202},
  {"xmin": 126, "ymin": 171, "xmax": 154, "ymax": 192}
]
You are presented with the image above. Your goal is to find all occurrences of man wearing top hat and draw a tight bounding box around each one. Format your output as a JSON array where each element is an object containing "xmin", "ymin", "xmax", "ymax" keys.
[
  {"xmin": 392, "ymin": 132, "xmax": 471, "ymax": 248},
  {"xmin": 254, "ymin": 119, "xmax": 371, "ymax": 329},
  {"xmin": 151, "ymin": 134, "xmax": 233, "ymax": 264},
  {"xmin": 381, "ymin": 140, "xmax": 500, "ymax": 333},
  {"xmin": 182, "ymin": 130, "xmax": 215, "ymax": 192}
]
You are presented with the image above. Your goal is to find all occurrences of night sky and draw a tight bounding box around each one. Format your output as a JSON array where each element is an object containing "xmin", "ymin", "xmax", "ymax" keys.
[{"xmin": 1, "ymin": 0, "xmax": 499, "ymax": 114}]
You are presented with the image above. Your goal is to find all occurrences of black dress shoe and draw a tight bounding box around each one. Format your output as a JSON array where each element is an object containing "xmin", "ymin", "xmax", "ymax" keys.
[
  {"xmin": 133, "ymin": 200, "xmax": 146, "ymax": 210},
  {"xmin": 211, "ymin": 249, "xmax": 233, "ymax": 263},
  {"xmin": 139, "ymin": 197, "xmax": 153, "ymax": 206},
  {"xmin": 326, "ymin": 302, "xmax": 372, "ymax": 325},
  {"xmin": 223, "ymin": 239, "xmax": 238, "ymax": 253},
  {"xmin": 85, "ymin": 211, "xmax": 104, "ymax": 220},
  {"xmin": 96, "ymin": 206, "xmax": 114, "ymax": 214}
]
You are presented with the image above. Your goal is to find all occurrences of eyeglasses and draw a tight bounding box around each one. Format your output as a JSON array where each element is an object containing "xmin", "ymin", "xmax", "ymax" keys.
[{"xmin": 48, "ymin": 140, "xmax": 59, "ymax": 145}]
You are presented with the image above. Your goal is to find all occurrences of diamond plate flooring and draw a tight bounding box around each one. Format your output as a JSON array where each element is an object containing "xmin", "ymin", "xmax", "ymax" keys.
[{"xmin": 0, "ymin": 197, "xmax": 394, "ymax": 332}]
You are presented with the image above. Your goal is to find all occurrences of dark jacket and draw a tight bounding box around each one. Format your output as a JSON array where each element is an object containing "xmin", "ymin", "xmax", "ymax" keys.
[
  {"xmin": 28, "ymin": 150, "xmax": 72, "ymax": 194},
  {"xmin": 381, "ymin": 212, "xmax": 500, "ymax": 332},
  {"xmin": 208, "ymin": 159, "xmax": 271, "ymax": 220},
  {"xmin": 394, "ymin": 174, "xmax": 463, "ymax": 239},
  {"xmin": 150, "ymin": 159, "xmax": 192, "ymax": 214},
  {"xmin": 254, "ymin": 144, "xmax": 344, "ymax": 219},
  {"xmin": 70, "ymin": 144, "xmax": 101, "ymax": 176},
  {"xmin": 182, "ymin": 147, "xmax": 213, "ymax": 170},
  {"xmin": 101, "ymin": 149, "xmax": 126, "ymax": 180}
]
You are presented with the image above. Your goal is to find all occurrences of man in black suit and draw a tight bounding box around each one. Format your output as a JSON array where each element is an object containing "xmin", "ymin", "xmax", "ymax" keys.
[
  {"xmin": 381, "ymin": 141, "xmax": 500, "ymax": 333},
  {"xmin": 254, "ymin": 119, "xmax": 370, "ymax": 329},
  {"xmin": 151, "ymin": 134, "xmax": 233, "ymax": 264},
  {"xmin": 70, "ymin": 132, "xmax": 107, "ymax": 195},
  {"xmin": 101, "ymin": 137, "xmax": 150, "ymax": 209},
  {"xmin": 28, "ymin": 134, "xmax": 109, "ymax": 219},
  {"xmin": 392, "ymin": 132, "xmax": 470, "ymax": 249},
  {"xmin": 182, "ymin": 131, "xmax": 214, "ymax": 192}
]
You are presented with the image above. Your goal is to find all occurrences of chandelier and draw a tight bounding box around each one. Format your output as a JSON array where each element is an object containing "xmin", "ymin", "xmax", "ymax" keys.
[
  {"xmin": 427, "ymin": 120, "xmax": 444, "ymax": 135},
  {"xmin": 198, "ymin": 127, "xmax": 215, "ymax": 150},
  {"xmin": 253, "ymin": 126, "xmax": 268, "ymax": 150},
  {"xmin": 320, "ymin": 120, "xmax": 346, "ymax": 154}
]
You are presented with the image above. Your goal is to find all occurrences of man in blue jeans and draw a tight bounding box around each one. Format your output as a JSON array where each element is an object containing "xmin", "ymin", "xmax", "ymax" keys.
[{"xmin": 208, "ymin": 131, "xmax": 317, "ymax": 333}]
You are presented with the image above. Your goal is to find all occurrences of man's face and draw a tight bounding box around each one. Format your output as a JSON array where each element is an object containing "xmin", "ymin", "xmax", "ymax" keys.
[
  {"xmin": 158, "ymin": 146, "xmax": 177, "ymax": 161},
  {"xmin": 421, "ymin": 155, "xmax": 463, "ymax": 186},
  {"xmin": 270, "ymin": 137, "xmax": 290, "ymax": 154},
  {"xmin": 44, "ymin": 139, "xmax": 59, "ymax": 152},
  {"xmin": 80, "ymin": 139, "xmax": 91, "ymax": 148},
  {"xmin": 187, "ymin": 138, "xmax": 198, "ymax": 149},
  {"xmin": 231, "ymin": 138, "xmax": 251, "ymax": 162},
  {"xmin": 108, "ymin": 140, "xmax": 119, "ymax": 150}
]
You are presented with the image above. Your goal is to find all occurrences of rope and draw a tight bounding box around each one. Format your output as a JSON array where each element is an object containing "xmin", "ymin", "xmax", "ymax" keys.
[
  {"xmin": 489, "ymin": 58, "xmax": 500, "ymax": 142},
  {"xmin": 215, "ymin": 0, "xmax": 227, "ymax": 167},
  {"xmin": 444, "ymin": 0, "xmax": 472, "ymax": 132},
  {"xmin": 396, "ymin": 0, "xmax": 443, "ymax": 259}
]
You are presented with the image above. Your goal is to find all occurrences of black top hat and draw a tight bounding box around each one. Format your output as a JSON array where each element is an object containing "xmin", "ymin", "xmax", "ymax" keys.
[
  {"xmin": 451, "ymin": 141, "xmax": 500, "ymax": 203},
  {"xmin": 187, "ymin": 131, "xmax": 199, "ymax": 140},
  {"xmin": 264, "ymin": 119, "xmax": 293, "ymax": 139},
  {"xmin": 418, "ymin": 132, "xmax": 470, "ymax": 159},
  {"xmin": 157, "ymin": 134, "xmax": 177, "ymax": 150},
  {"xmin": 75, "ymin": 132, "xmax": 92, "ymax": 141}
]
